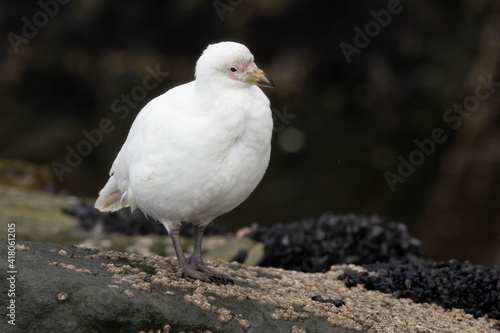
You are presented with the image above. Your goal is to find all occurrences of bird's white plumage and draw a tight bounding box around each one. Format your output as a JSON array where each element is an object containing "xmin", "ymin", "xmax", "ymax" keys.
[{"xmin": 95, "ymin": 42, "xmax": 273, "ymax": 233}]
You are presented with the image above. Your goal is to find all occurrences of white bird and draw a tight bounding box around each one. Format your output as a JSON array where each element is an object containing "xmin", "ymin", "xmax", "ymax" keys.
[{"xmin": 95, "ymin": 41, "xmax": 275, "ymax": 284}]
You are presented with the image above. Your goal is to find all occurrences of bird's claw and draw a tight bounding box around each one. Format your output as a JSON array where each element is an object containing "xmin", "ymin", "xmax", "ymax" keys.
[
  {"xmin": 177, "ymin": 264, "xmax": 233, "ymax": 285},
  {"xmin": 209, "ymin": 274, "xmax": 234, "ymax": 285}
]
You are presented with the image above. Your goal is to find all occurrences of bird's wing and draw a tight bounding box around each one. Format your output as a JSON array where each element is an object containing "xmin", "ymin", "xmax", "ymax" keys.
[{"xmin": 95, "ymin": 82, "xmax": 198, "ymax": 212}]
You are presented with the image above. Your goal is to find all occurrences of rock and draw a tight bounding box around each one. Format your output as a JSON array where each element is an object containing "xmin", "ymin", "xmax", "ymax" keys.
[
  {"xmin": 203, "ymin": 237, "xmax": 265, "ymax": 267},
  {"xmin": 2, "ymin": 241, "xmax": 497, "ymax": 333},
  {"xmin": 0, "ymin": 185, "xmax": 79, "ymax": 244},
  {"xmin": 0, "ymin": 159, "xmax": 55, "ymax": 191},
  {"xmin": 0, "ymin": 242, "xmax": 356, "ymax": 333}
]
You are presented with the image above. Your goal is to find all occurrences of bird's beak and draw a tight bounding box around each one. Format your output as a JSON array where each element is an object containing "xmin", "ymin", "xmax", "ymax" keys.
[{"xmin": 246, "ymin": 64, "xmax": 275, "ymax": 88}]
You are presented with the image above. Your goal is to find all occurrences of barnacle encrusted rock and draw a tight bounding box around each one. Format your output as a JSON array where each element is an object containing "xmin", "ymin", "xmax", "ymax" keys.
[{"xmin": 6, "ymin": 241, "xmax": 498, "ymax": 333}]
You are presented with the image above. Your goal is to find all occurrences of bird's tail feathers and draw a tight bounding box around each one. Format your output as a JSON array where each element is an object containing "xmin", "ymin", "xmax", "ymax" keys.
[{"xmin": 95, "ymin": 177, "xmax": 129, "ymax": 212}]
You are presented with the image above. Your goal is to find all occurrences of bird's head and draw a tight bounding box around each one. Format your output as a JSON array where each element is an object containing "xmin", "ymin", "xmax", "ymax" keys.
[{"xmin": 195, "ymin": 41, "xmax": 275, "ymax": 89}]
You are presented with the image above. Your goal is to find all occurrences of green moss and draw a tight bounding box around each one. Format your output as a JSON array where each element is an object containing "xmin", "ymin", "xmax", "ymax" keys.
[{"xmin": 0, "ymin": 185, "xmax": 78, "ymax": 243}]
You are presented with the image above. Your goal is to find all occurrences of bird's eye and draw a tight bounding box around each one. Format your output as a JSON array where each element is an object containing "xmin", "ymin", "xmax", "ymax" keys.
[{"xmin": 230, "ymin": 67, "xmax": 237, "ymax": 72}]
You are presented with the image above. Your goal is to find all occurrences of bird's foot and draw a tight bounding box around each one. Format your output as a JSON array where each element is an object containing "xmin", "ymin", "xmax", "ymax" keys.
[
  {"xmin": 176, "ymin": 264, "xmax": 212, "ymax": 283},
  {"xmin": 178, "ymin": 260, "xmax": 233, "ymax": 285}
]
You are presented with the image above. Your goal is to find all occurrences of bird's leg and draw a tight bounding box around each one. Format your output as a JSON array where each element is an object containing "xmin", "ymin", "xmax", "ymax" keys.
[
  {"xmin": 187, "ymin": 224, "xmax": 205, "ymax": 268},
  {"xmin": 169, "ymin": 224, "xmax": 212, "ymax": 282},
  {"xmin": 187, "ymin": 225, "xmax": 234, "ymax": 285}
]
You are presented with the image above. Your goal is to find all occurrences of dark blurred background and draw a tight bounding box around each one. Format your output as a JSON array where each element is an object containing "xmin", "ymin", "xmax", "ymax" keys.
[{"xmin": 1, "ymin": 0, "xmax": 499, "ymax": 264}]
